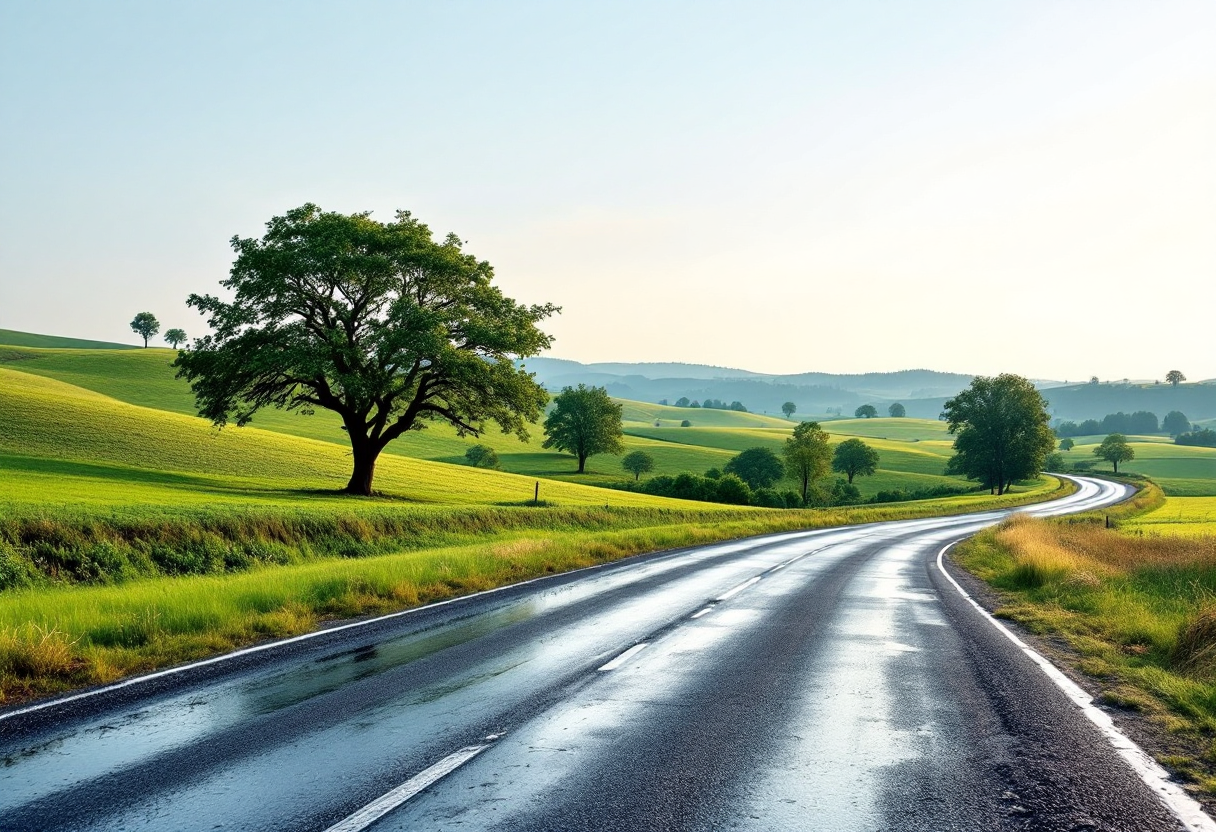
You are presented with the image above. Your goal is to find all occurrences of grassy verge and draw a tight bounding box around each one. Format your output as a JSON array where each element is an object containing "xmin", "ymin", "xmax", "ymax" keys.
[
  {"xmin": 953, "ymin": 479, "xmax": 1216, "ymax": 793},
  {"xmin": 0, "ymin": 477, "xmax": 1068, "ymax": 704}
]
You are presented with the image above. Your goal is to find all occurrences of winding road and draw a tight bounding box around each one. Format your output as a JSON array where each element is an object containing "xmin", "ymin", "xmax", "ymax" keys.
[{"xmin": 2, "ymin": 476, "xmax": 1210, "ymax": 831}]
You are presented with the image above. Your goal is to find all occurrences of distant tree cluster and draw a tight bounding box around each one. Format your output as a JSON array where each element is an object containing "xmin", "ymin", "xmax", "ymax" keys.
[
  {"xmin": 888, "ymin": 402, "xmax": 906, "ymax": 418},
  {"xmin": 1166, "ymin": 370, "xmax": 1186, "ymax": 387},
  {"xmin": 671, "ymin": 397, "xmax": 747, "ymax": 411},
  {"xmin": 854, "ymin": 404, "xmax": 878, "ymax": 419},
  {"xmin": 630, "ymin": 471, "xmax": 800, "ymax": 508},
  {"xmin": 1176, "ymin": 429, "xmax": 1216, "ymax": 448},
  {"xmin": 1163, "ymin": 411, "xmax": 1191, "ymax": 436},
  {"xmin": 1056, "ymin": 411, "xmax": 1160, "ymax": 437}
]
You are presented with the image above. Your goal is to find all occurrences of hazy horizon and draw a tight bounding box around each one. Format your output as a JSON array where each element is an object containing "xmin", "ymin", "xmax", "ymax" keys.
[{"xmin": 2, "ymin": 2, "xmax": 1213, "ymax": 381}]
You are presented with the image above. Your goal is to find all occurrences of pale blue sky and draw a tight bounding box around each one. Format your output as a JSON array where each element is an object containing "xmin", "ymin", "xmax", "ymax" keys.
[{"xmin": 2, "ymin": 1, "xmax": 1213, "ymax": 379}]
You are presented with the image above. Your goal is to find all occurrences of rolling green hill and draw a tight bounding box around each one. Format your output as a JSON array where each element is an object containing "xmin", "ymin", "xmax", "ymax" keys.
[
  {"xmin": 0, "ymin": 328, "xmax": 137, "ymax": 351},
  {"xmin": 3, "ymin": 342, "xmax": 1209, "ymax": 498},
  {"xmin": 0, "ymin": 368, "xmax": 696, "ymax": 509}
]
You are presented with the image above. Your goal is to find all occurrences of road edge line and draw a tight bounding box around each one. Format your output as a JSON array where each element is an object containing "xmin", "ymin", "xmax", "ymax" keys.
[{"xmin": 936, "ymin": 540, "xmax": 1216, "ymax": 832}]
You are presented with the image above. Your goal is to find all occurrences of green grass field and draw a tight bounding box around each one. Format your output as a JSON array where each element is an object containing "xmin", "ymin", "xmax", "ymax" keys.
[
  {"xmin": 0, "ymin": 329, "xmax": 137, "ymax": 351},
  {"xmin": 1057, "ymin": 437, "xmax": 1216, "ymax": 496},
  {"xmin": 0, "ymin": 346, "xmax": 977, "ymax": 496}
]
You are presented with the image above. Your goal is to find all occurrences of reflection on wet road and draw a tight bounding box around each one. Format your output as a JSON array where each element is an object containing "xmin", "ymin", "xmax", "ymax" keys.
[{"xmin": 0, "ymin": 476, "xmax": 1202, "ymax": 831}]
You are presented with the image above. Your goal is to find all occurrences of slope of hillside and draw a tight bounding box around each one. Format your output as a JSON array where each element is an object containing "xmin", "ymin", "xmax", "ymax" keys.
[
  {"xmin": 0, "ymin": 368, "xmax": 697, "ymax": 508},
  {"xmin": 0, "ymin": 328, "xmax": 137, "ymax": 350}
]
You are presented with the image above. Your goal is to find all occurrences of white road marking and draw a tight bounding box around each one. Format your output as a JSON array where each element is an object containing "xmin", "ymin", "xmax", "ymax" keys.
[
  {"xmin": 322, "ymin": 743, "xmax": 490, "ymax": 832},
  {"xmin": 691, "ymin": 607, "xmax": 715, "ymax": 619},
  {"xmin": 598, "ymin": 643, "xmax": 648, "ymax": 671},
  {"xmin": 937, "ymin": 542, "xmax": 1216, "ymax": 832},
  {"xmin": 716, "ymin": 576, "xmax": 761, "ymax": 601}
]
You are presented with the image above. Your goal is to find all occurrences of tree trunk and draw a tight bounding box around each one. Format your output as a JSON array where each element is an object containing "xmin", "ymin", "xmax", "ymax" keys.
[
  {"xmin": 577, "ymin": 453, "xmax": 587, "ymax": 473},
  {"xmin": 1113, "ymin": 460, "xmax": 1119, "ymax": 474},
  {"xmin": 346, "ymin": 447, "xmax": 378, "ymax": 496},
  {"xmin": 847, "ymin": 471, "xmax": 854, "ymax": 484}
]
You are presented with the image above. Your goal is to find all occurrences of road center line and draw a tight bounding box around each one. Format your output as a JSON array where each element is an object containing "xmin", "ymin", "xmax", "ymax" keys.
[
  {"xmin": 598, "ymin": 643, "xmax": 648, "ymax": 671},
  {"xmin": 691, "ymin": 606, "xmax": 715, "ymax": 619},
  {"xmin": 937, "ymin": 541, "xmax": 1216, "ymax": 832},
  {"xmin": 322, "ymin": 742, "xmax": 491, "ymax": 832},
  {"xmin": 716, "ymin": 575, "xmax": 761, "ymax": 601}
]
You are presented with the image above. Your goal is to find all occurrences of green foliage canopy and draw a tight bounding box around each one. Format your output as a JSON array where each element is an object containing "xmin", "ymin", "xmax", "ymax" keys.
[
  {"xmin": 130, "ymin": 312, "xmax": 160, "ymax": 348},
  {"xmin": 1163, "ymin": 411, "xmax": 1191, "ymax": 436},
  {"xmin": 784, "ymin": 420, "xmax": 831, "ymax": 503},
  {"xmin": 174, "ymin": 204, "xmax": 556, "ymax": 495},
  {"xmin": 888, "ymin": 402, "xmax": 906, "ymax": 418},
  {"xmin": 942, "ymin": 374, "xmax": 1056, "ymax": 495},
  {"xmin": 831, "ymin": 438, "xmax": 880, "ymax": 484},
  {"xmin": 782, "ymin": 401, "xmax": 796, "ymax": 419},
  {"xmin": 621, "ymin": 450, "xmax": 655, "ymax": 481},
  {"xmin": 1093, "ymin": 433, "xmax": 1135, "ymax": 473},
  {"xmin": 855, "ymin": 404, "xmax": 877, "ymax": 419},
  {"xmin": 164, "ymin": 328, "xmax": 187, "ymax": 349},
  {"xmin": 724, "ymin": 446, "xmax": 785, "ymax": 490},
  {"xmin": 464, "ymin": 444, "xmax": 500, "ymax": 469},
  {"xmin": 542, "ymin": 384, "xmax": 623, "ymax": 473}
]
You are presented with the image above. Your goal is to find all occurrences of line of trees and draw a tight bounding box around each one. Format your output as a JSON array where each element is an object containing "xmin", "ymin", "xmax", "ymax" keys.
[
  {"xmin": 668, "ymin": 397, "xmax": 748, "ymax": 411},
  {"xmin": 1056, "ymin": 411, "xmax": 1166, "ymax": 437}
]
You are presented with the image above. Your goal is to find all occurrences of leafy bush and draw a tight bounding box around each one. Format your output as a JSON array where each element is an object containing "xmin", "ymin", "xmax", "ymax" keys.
[{"xmin": 465, "ymin": 444, "xmax": 501, "ymax": 469}]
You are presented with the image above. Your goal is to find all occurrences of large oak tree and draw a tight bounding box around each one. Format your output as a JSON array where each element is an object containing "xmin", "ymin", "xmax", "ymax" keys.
[
  {"xmin": 175, "ymin": 204, "xmax": 557, "ymax": 495},
  {"xmin": 942, "ymin": 373, "xmax": 1055, "ymax": 495}
]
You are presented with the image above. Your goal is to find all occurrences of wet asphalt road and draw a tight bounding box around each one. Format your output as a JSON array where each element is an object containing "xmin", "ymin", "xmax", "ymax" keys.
[{"xmin": 0, "ymin": 476, "xmax": 1200, "ymax": 831}]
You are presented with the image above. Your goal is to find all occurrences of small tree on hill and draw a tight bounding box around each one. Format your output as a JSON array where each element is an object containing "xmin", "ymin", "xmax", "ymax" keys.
[
  {"xmin": 164, "ymin": 328, "xmax": 188, "ymax": 349},
  {"xmin": 1059, "ymin": 437, "xmax": 1075, "ymax": 452},
  {"xmin": 1166, "ymin": 370, "xmax": 1186, "ymax": 388},
  {"xmin": 675, "ymin": 397, "xmax": 690, "ymax": 407},
  {"xmin": 888, "ymin": 402, "xmax": 906, "ymax": 418},
  {"xmin": 855, "ymin": 404, "xmax": 877, "ymax": 419},
  {"xmin": 542, "ymin": 384, "xmax": 623, "ymax": 473},
  {"xmin": 130, "ymin": 312, "xmax": 160, "ymax": 348},
  {"xmin": 1163, "ymin": 411, "xmax": 1191, "ymax": 437},
  {"xmin": 1094, "ymin": 434, "xmax": 1134, "ymax": 473},
  {"xmin": 724, "ymin": 447, "xmax": 785, "ymax": 489},
  {"xmin": 680, "ymin": 419, "xmax": 692, "ymax": 427},
  {"xmin": 782, "ymin": 401, "xmax": 796, "ymax": 419},
  {"xmin": 831, "ymin": 438, "xmax": 880, "ymax": 484},
  {"xmin": 465, "ymin": 444, "xmax": 500, "ymax": 469},
  {"xmin": 621, "ymin": 450, "xmax": 655, "ymax": 481},
  {"xmin": 784, "ymin": 421, "xmax": 831, "ymax": 504}
]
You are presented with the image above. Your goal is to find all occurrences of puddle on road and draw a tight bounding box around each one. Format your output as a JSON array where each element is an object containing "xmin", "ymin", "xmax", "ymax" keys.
[{"xmin": 242, "ymin": 601, "xmax": 536, "ymax": 715}]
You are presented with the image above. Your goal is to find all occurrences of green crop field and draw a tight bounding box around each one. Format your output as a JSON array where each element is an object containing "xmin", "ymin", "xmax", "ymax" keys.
[
  {"xmin": 1057, "ymin": 437, "xmax": 1216, "ymax": 496},
  {"xmin": 1123, "ymin": 496, "xmax": 1216, "ymax": 538}
]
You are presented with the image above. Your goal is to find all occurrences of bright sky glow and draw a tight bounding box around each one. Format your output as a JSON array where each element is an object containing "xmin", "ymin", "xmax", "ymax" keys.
[{"xmin": 1, "ymin": 1, "xmax": 1213, "ymax": 380}]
